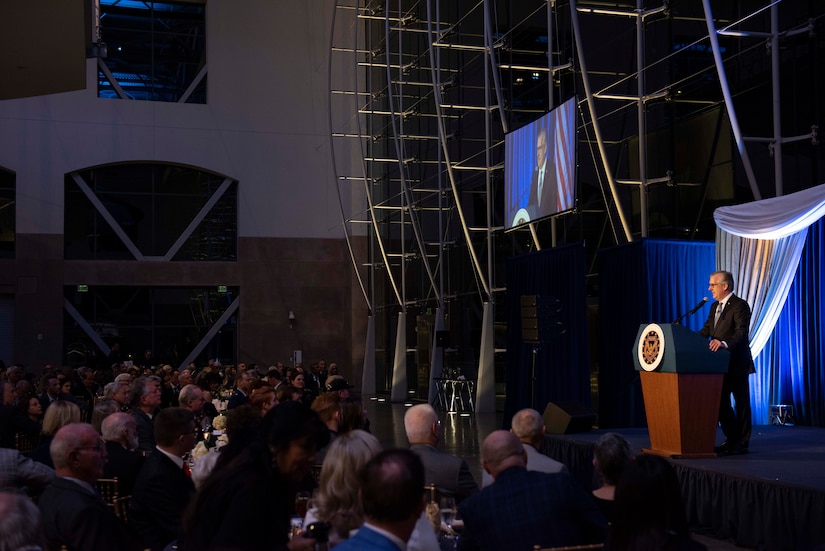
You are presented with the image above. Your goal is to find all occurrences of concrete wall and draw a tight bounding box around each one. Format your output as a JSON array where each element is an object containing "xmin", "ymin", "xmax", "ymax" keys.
[{"xmin": 0, "ymin": 1, "xmax": 367, "ymax": 382}]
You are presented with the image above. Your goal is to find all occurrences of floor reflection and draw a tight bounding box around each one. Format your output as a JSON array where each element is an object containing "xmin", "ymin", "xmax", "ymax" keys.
[{"xmin": 365, "ymin": 398, "xmax": 503, "ymax": 485}]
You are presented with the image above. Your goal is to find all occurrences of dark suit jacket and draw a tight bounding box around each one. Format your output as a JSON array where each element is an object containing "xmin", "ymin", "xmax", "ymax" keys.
[
  {"xmin": 458, "ymin": 467, "xmax": 606, "ymax": 551},
  {"xmin": 409, "ymin": 444, "xmax": 478, "ymax": 503},
  {"xmin": 132, "ymin": 409, "xmax": 156, "ymax": 453},
  {"xmin": 227, "ymin": 389, "xmax": 248, "ymax": 410},
  {"xmin": 527, "ymin": 161, "xmax": 557, "ymax": 218},
  {"xmin": 0, "ymin": 447, "xmax": 54, "ymax": 496},
  {"xmin": 103, "ymin": 440, "xmax": 145, "ymax": 495},
  {"xmin": 38, "ymin": 476, "xmax": 141, "ymax": 551},
  {"xmin": 130, "ymin": 449, "xmax": 196, "ymax": 551},
  {"xmin": 698, "ymin": 294, "xmax": 755, "ymax": 376}
]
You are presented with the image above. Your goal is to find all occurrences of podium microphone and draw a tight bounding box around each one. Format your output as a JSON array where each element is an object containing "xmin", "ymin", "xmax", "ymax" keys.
[{"xmin": 672, "ymin": 297, "xmax": 708, "ymax": 325}]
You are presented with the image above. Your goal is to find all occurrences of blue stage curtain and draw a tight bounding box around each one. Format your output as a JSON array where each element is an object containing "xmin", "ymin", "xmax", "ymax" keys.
[
  {"xmin": 504, "ymin": 243, "xmax": 590, "ymax": 426},
  {"xmin": 754, "ymin": 217, "xmax": 825, "ymax": 426},
  {"xmin": 598, "ymin": 239, "xmax": 716, "ymax": 428}
]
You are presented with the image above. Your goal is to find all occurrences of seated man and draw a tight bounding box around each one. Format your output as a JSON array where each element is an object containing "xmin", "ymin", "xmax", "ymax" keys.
[
  {"xmin": 37, "ymin": 423, "xmax": 141, "ymax": 550},
  {"xmin": 481, "ymin": 408, "xmax": 567, "ymax": 487},
  {"xmin": 101, "ymin": 412, "xmax": 145, "ymax": 495},
  {"xmin": 404, "ymin": 404, "xmax": 478, "ymax": 503},
  {"xmin": 458, "ymin": 431, "xmax": 606, "ymax": 551},
  {"xmin": 131, "ymin": 407, "xmax": 198, "ymax": 551},
  {"xmin": 334, "ymin": 449, "xmax": 426, "ymax": 551},
  {"xmin": 130, "ymin": 375, "xmax": 163, "ymax": 453}
]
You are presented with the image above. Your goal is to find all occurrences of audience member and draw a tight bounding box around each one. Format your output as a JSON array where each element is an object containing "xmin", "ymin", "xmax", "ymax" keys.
[
  {"xmin": 37, "ymin": 374, "xmax": 74, "ymax": 414},
  {"xmin": 606, "ymin": 454, "xmax": 706, "ymax": 551},
  {"xmin": 275, "ymin": 384, "xmax": 301, "ymax": 404},
  {"xmin": 180, "ymin": 401, "xmax": 329, "ymax": 551},
  {"xmin": 334, "ymin": 448, "xmax": 427, "ymax": 551},
  {"xmin": 249, "ymin": 383, "xmax": 277, "ymax": 416},
  {"xmin": 91, "ymin": 399, "xmax": 120, "ymax": 434},
  {"xmin": 592, "ymin": 432, "xmax": 634, "ymax": 522},
  {"xmin": 0, "ymin": 491, "xmax": 48, "ymax": 551},
  {"xmin": 287, "ymin": 368, "xmax": 310, "ymax": 404},
  {"xmin": 101, "ymin": 412, "xmax": 145, "ymax": 495},
  {"xmin": 325, "ymin": 375, "xmax": 354, "ymax": 400},
  {"xmin": 103, "ymin": 380, "xmax": 132, "ymax": 410},
  {"xmin": 131, "ymin": 375, "xmax": 163, "ymax": 453},
  {"xmin": 404, "ymin": 404, "xmax": 478, "ymax": 503},
  {"xmin": 38, "ymin": 423, "xmax": 141, "ymax": 550},
  {"xmin": 179, "ymin": 384, "xmax": 208, "ymax": 430},
  {"xmin": 339, "ymin": 396, "xmax": 370, "ymax": 434},
  {"xmin": 0, "ymin": 447, "xmax": 55, "ymax": 497},
  {"xmin": 131, "ymin": 407, "xmax": 198, "ymax": 551},
  {"xmin": 0, "ymin": 381, "xmax": 42, "ymax": 449},
  {"xmin": 458, "ymin": 430, "xmax": 606, "ymax": 551},
  {"xmin": 482, "ymin": 408, "xmax": 567, "ymax": 487},
  {"xmin": 311, "ymin": 391, "xmax": 341, "ymax": 463},
  {"xmin": 30, "ymin": 400, "xmax": 82, "ymax": 468},
  {"xmin": 227, "ymin": 370, "xmax": 252, "ymax": 410},
  {"xmin": 306, "ymin": 430, "xmax": 383, "ymax": 542}
]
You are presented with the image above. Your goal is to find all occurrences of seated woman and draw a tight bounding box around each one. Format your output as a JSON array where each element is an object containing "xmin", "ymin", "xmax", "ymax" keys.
[
  {"xmin": 305, "ymin": 430, "xmax": 439, "ymax": 550},
  {"xmin": 180, "ymin": 401, "xmax": 329, "ymax": 550},
  {"xmin": 339, "ymin": 396, "xmax": 370, "ymax": 434},
  {"xmin": 90, "ymin": 399, "xmax": 120, "ymax": 434},
  {"xmin": 286, "ymin": 368, "xmax": 310, "ymax": 404},
  {"xmin": 29, "ymin": 400, "xmax": 82, "ymax": 468},
  {"xmin": 606, "ymin": 454, "xmax": 707, "ymax": 551},
  {"xmin": 592, "ymin": 432, "xmax": 634, "ymax": 522}
]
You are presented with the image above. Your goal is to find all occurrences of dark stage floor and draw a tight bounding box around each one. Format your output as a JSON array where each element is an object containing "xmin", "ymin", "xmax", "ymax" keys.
[{"xmin": 366, "ymin": 399, "xmax": 825, "ymax": 551}]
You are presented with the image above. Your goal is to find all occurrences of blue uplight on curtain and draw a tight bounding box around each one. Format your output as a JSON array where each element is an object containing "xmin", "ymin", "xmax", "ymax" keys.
[{"xmin": 714, "ymin": 183, "xmax": 825, "ymax": 427}]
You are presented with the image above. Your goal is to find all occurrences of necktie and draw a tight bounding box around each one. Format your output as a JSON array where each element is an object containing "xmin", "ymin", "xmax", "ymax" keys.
[
  {"xmin": 714, "ymin": 302, "xmax": 724, "ymax": 326},
  {"xmin": 183, "ymin": 462, "xmax": 192, "ymax": 477},
  {"xmin": 538, "ymin": 169, "xmax": 544, "ymax": 207}
]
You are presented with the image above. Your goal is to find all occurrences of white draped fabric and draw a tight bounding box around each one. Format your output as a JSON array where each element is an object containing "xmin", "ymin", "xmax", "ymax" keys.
[{"xmin": 714, "ymin": 183, "xmax": 825, "ymax": 357}]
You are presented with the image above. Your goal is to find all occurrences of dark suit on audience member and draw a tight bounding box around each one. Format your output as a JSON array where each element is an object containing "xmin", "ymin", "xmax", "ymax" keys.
[
  {"xmin": 698, "ymin": 293, "xmax": 755, "ymax": 448},
  {"xmin": 131, "ymin": 449, "xmax": 196, "ymax": 551},
  {"xmin": 409, "ymin": 443, "xmax": 479, "ymax": 503},
  {"xmin": 226, "ymin": 388, "xmax": 248, "ymax": 410},
  {"xmin": 132, "ymin": 409, "xmax": 156, "ymax": 453},
  {"xmin": 28, "ymin": 436, "xmax": 55, "ymax": 469},
  {"xmin": 458, "ymin": 467, "xmax": 606, "ymax": 551},
  {"xmin": 39, "ymin": 476, "xmax": 141, "ymax": 551},
  {"xmin": 103, "ymin": 440, "xmax": 145, "ymax": 495}
]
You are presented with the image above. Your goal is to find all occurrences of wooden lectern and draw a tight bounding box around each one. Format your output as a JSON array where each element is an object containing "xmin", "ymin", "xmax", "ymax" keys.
[{"xmin": 633, "ymin": 323, "xmax": 729, "ymax": 458}]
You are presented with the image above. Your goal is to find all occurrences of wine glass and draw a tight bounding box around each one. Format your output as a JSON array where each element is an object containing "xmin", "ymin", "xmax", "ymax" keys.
[{"xmin": 439, "ymin": 496, "xmax": 456, "ymax": 532}]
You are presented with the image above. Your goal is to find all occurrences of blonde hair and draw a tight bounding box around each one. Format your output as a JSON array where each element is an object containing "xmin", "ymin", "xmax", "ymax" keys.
[
  {"xmin": 316, "ymin": 430, "xmax": 382, "ymax": 539},
  {"xmin": 42, "ymin": 400, "xmax": 82, "ymax": 436}
]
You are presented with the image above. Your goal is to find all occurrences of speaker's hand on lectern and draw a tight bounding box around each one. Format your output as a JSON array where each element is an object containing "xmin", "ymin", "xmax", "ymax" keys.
[{"xmin": 708, "ymin": 338, "xmax": 726, "ymax": 352}]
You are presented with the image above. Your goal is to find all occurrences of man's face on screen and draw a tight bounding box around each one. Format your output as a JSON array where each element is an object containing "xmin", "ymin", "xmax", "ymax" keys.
[{"xmin": 536, "ymin": 132, "xmax": 547, "ymax": 168}]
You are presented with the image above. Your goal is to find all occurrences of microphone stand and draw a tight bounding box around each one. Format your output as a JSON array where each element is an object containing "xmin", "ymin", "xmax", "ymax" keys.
[{"xmin": 672, "ymin": 299, "xmax": 708, "ymax": 325}]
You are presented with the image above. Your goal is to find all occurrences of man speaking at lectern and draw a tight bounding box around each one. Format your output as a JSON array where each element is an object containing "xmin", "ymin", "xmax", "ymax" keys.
[{"xmin": 699, "ymin": 270, "xmax": 755, "ymax": 456}]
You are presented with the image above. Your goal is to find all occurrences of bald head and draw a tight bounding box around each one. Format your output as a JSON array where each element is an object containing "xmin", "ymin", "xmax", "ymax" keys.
[
  {"xmin": 511, "ymin": 408, "xmax": 545, "ymax": 448},
  {"xmin": 482, "ymin": 430, "xmax": 526, "ymax": 479},
  {"xmin": 51, "ymin": 423, "xmax": 106, "ymax": 483},
  {"xmin": 404, "ymin": 404, "xmax": 439, "ymax": 445}
]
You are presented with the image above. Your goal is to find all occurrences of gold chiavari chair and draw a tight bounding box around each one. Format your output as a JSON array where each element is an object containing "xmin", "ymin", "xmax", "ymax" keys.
[
  {"xmin": 94, "ymin": 477, "xmax": 120, "ymax": 506},
  {"xmin": 14, "ymin": 432, "xmax": 38, "ymax": 455}
]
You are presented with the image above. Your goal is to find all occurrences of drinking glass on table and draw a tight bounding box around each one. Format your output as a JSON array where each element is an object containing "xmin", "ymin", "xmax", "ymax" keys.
[{"xmin": 439, "ymin": 496, "xmax": 456, "ymax": 532}]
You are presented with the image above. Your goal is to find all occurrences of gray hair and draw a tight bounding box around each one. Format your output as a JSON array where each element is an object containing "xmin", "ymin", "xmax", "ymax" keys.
[
  {"xmin": 0, "ymin": 491, "xmax": 47, "ymax": 551},
  {"xmin": 129, "ymin": 375, "xmax": 160, "ymax": 407},
  {"xmin": 404, "ymin": 404, "xmax": 438, "ymax": 443},
  {"xmin": 102, "ymin": 412, "xmax": 134, "ymax": 442},
  {"xmin": 511, "ymin": 408, "xmax": 544, "ymax": 444},
  {"xmin": 178, "ymin": 384, "xmax": 202, "ymax": 407},
  {"xmin": 103, "ymin": 381, "xmax": 129, "ymax": 401}
]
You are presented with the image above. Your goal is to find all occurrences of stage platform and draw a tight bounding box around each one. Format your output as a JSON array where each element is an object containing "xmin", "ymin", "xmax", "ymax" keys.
[{"xmin": 543, "ymin": 425, "xmax": 825, "ymax": 551}]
